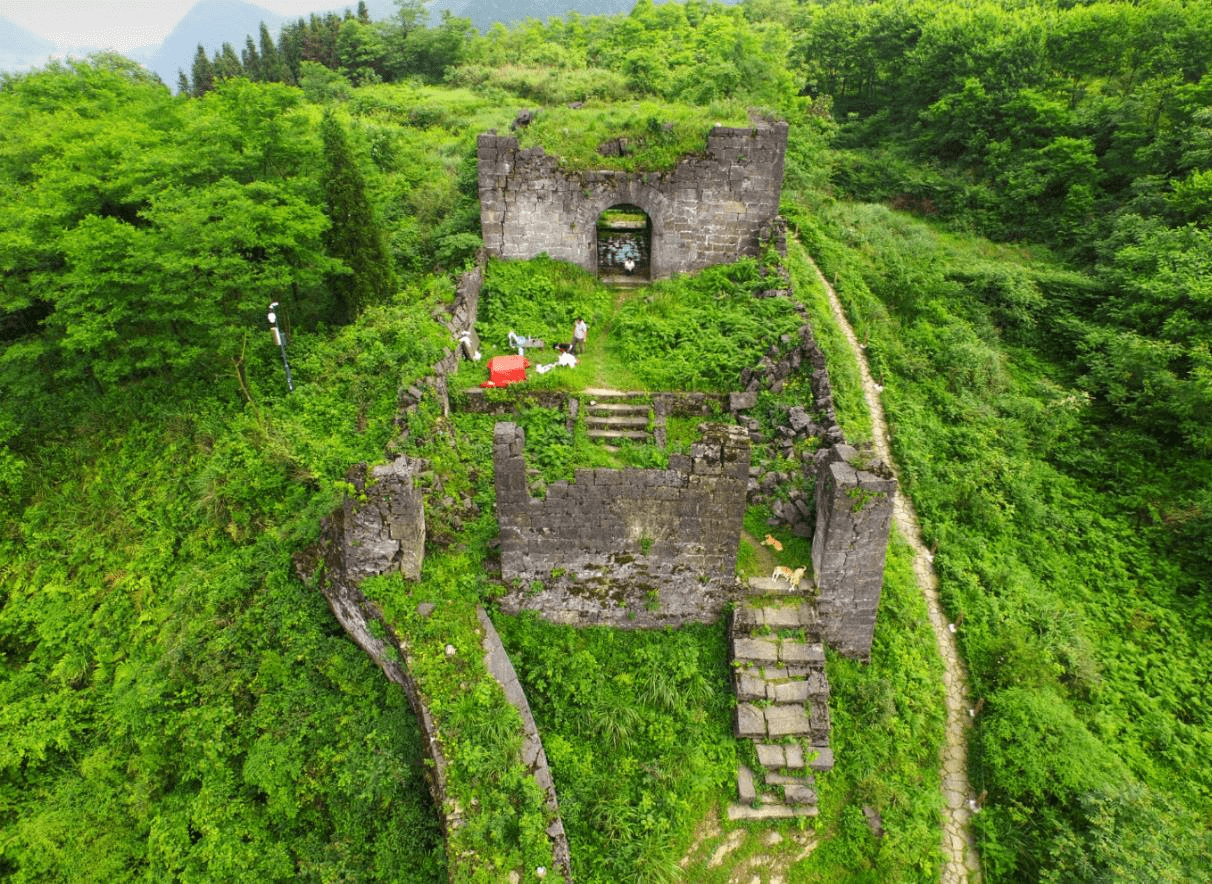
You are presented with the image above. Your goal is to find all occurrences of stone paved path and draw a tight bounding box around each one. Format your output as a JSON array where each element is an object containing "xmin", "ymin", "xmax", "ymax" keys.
[{"xmin": 809, "ymin": 259, "xmax": 983, "ymax": 883}]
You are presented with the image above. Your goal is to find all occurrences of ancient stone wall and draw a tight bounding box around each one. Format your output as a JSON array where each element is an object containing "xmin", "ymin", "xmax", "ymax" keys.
[
  {"xmin": 493, "ymin": 421, "xmax": 750, "ymax": 627},
  {"xmin": 478, "ymin": 121, "xmax": 788, "ymax": 279},
  {"xmin": 397, "ymin": 255, "xmax": 486, "ymax": 419},
  {"xmin": 297, "ymin": 456, "xmax": 573, "ymax": 883},
  {"xmin": 811, "ymin": 444, "xmax": 897, "ymax": 660}
]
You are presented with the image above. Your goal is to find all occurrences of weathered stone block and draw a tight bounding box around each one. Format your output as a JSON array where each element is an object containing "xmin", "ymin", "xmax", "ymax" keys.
[
  {"xmin": 765, "ymin": 705, "xmax": 811, "ymax": 737},
  {"xmin": 737, "ymin": 765, "xmax": 757, "ymax": 804},
  {"xmin": 735, "ymin": 703, "xmax": 766, "ymax": 738},
  {"xmin": 757, "ymin": 743, "xmax": 786, "ymax": 768}
]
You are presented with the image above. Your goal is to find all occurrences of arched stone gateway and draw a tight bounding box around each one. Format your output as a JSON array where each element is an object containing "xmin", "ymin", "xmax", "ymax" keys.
[
  {"xmin": 596, "ymin": 203, "xmax": 651, "ymax": 281},
  {"xmin": 477, "ymin": 120, "xmax": 789, "ymax": 279}
]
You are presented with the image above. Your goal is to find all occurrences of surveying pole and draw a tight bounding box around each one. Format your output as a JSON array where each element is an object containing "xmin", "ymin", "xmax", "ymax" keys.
[{"xmin": 267, "ymin": 302, "xmax": 294, "ymax": 392}]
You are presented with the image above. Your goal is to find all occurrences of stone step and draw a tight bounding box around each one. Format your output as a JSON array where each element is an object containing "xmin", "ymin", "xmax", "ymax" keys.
[
  {"xmin": 732, "ymin": 601, "xmax": 819, "ymax": 631},
  {"xmin": 755, "ymin": 743, "xmax": 834, "ymax": 772},
  {"xmin": 585, "ymin": 399, "xmax": 649, "ymax": 410},
  {"xmin": 782, "ymin": 783, "xmax": 818, "ymax": 805},
  {"xmin": 737, "ymin": 766, "xmax": 816, "ymax": 805},
  {"xmin": 585, "ymin": 414, "xmax": 650, "ymax": 429},
  {"xmin": 735, "ymin": 702, "xmax": 812, "ymax": 739},
  {"xmin": 733, "ymin": 669, "xmax": 829, "ymax": 704},
  {"xmin": 586, "ymin": 429, "xmax": 651, "ymax": 442},
  {"xmin": 730, "ymin": 636, "xmax": 826, "ymax": 667},
  {"xmin": 746, "ymin": 576, "xmax": 812, "ymax": 596},
  {"xmin": 586, "ymin": 407, "xmax": 654, "ymax": 419},
  {"xmin": 726, "ymin": 802, "xmax": 819, "ymax": 821},
  {"xmin": 582, "ymin": 390, "xmax": 648, "ymax": 401}
]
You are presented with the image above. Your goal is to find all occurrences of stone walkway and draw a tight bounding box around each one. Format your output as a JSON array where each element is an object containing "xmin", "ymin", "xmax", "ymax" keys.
[
  {"xmin": 809, "ymin": 260, "xmax": 983, "ymax": 883},
  {"xmin": 728, "ymin": 576, "xmax": 833, "ymax": 822}
]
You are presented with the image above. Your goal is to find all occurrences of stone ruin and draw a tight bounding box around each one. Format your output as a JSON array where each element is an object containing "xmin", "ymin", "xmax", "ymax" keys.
[
  {"xmin": 493, "ymin": 421, "xmax": 750, "ymax": 627},
  {"xmin": 301, "ymin": 117, "xmax": 901, "ymax": 873},
  {"xmin": 813, "ymin": 445, "xmax": 897, "ymax": 660},
  {"xmin": 477, "ymin": 118, "xmax": 788, "ymax": 279}
]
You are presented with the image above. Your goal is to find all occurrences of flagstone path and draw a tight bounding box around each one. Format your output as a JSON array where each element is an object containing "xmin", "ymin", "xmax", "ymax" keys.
[{"xmin": 809, "ymin": 259, "xmax": 983, "ymax": 883}]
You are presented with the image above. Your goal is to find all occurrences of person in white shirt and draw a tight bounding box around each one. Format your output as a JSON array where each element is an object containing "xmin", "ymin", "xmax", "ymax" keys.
[{"xmin": 572, "ymin": 318, "xmax": 588, "ymax": 354}]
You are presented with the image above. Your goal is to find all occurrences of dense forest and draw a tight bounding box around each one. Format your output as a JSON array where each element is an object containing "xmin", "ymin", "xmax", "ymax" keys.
[{"xmin": 1, "ymin": 0, "xmax": 1208, "ymax": 881}]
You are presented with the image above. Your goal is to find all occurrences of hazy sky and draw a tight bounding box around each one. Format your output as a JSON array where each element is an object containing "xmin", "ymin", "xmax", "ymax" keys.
[{"xmin": 3, "ymin": 1, "xmax": 332, "ymax": 51}]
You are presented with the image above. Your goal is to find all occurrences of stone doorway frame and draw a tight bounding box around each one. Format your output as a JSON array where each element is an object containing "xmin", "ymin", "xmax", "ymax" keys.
[{"xmin": 595, "ymin": 202, "xmax": 652, "ymax": 283}]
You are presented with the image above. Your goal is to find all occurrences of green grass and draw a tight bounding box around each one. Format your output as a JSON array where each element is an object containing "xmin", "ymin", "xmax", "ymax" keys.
[
  {"xmin": 493, "ymin": 614, "xmax": 739, "ymax": 883},
  {"xmin": 513, "ymin": 99, "xmax": 753, "ymax": 172},
  {"xmin": 809, "ymin": 200, "xmax": 1212, "ymax": 881}
]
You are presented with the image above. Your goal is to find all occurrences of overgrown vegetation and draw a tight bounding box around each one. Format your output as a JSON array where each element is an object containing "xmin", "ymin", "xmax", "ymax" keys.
[
  {"xmin": 799, "ymin": 202, "xmax": 1210, "ymax": 880},
  {"xmin": 2, "ymin": 0, "xmax": 1209, "ymax": 880},
  {"xmin": 494, "ymin": 614, "xmax": 736, "ymax": 882},
  {"xmin": 513, "ymin": 100, "xmax": 752, "ymax": 172}
]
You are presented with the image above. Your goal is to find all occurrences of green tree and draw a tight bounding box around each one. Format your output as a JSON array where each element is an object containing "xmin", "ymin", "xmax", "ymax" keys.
[
  {"xmin": 319, "ymin": 110, "xmax": 396, "ymax": 323},
  {"xmin": 190, "ymin": 44, "xmax": 215, "ymax": 96},
  {"xmin": 259, "ymin": 21, "xmax": 290, "ymax": 84},
  {"xmin": 242, "ymin": 35, "xmax": 262, "ymax": 80},
  {"xmin": 213, "ymin": 42, "xmax": 244, "ymax": 80}
]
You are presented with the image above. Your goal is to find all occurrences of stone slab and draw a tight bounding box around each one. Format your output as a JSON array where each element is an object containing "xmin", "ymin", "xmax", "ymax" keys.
[
  {"xmin": 807, "ymin": 746, "xmax": 834, "ymax": 771},
  {"xmin": 746, "ymin": 577, "xmax": 801, "ymax": 596},
  {"xmin": 783, "ymin": 783, "xmax": 817, "ymax": 805},
  {"xmin": 735, "ymin": 703, "xmax": 765, "ymax": 738},
  {"xmin": 734, "ymin": 671, "xmax": 766, "ymax": 702},
  {"xmin": 764, "ymin": 705, "xmax": 811, "ymax": 737},
  {"xmin": 779, "ymin": 641, "xmax": 825, "ymax": 665},
  {"xmin": 770, "ymin": 680, "xmax": 811, "ymax": 704},
  {"xmin": 756, "ymin": 744, "xmax": 785, "ymax": 768},
  {"xmin": 733, "ymin": 636, "xmax": 779, "ymax": 664},
  {"xmin": 727, "ymin": 803, "xmax": 819, "ymax": 821},
  {"xmin": 737, "ymin": 765, "xmax": 757, "ymax": 804},
  {"xmin": 762, "ymin": 605, "xmax": 813, "ymax": 628}
]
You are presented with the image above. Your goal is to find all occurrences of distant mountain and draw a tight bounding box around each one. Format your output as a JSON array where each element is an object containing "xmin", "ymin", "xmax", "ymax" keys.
[
  {"xmin": 149, "ymin": 0, "xmax": 289, "ymax": 85},
  {"xmin": 0, "ymin": 15, "xmax": 58, "ymax": 73},
  {"xmin": 432, "ymin": 0, "xmax": 641, "ymax": 31},
  {"xmin": 431, "ymin": 0, "xmax": 742, "ymax": 32}
]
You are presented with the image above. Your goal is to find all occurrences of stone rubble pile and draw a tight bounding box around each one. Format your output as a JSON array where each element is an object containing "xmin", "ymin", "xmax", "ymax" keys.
[{"xmin": 737, "ymin": 313, "xmax": 846, "ymax": 539}]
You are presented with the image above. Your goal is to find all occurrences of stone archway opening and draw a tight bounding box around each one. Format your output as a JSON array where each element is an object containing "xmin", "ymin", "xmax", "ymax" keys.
[{"xmin": 596, "ymin": 204, "xmax": 651, "ymax": 283}]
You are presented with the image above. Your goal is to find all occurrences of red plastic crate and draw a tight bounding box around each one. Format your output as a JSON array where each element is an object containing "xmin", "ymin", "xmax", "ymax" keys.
[{"xmin": 481, "ymin": 354, "xmax": 530, "ymax": 388}]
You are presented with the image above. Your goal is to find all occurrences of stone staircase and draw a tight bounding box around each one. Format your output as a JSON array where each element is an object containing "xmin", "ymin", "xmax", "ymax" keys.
[
  {"xmin": 728, "ymin": 575, "xmax": 834, "ymax": 821},
  {"xmin": 583, "ymin": 391, "xmax": 653, "ymax": 445}
]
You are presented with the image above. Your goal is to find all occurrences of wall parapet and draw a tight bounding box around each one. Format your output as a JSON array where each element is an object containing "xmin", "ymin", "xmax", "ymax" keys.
[
  {"xmin": 494, "ymin": 421, "xmax": 750, "ymax": 627},
  {"xmin": 811, "ymin": 444, "xmax": 897, "ymax": 660},
  {"xmin": 478, "ymin": 121, "xmax": 788, "ymax": 279}
]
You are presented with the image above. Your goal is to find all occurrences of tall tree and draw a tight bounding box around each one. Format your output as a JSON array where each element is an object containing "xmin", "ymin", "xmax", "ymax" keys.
[
  {"xmin": 258, "ymin": 21, "xmax": 290, "ymax": 84},
  {"xmin": 319, "ymin": 110, "xmax": 396, "ymax": 323},
  {"xmin": 242, "ymin": 36, "xmax": 262, "ymax": 80},
  {"xmin": 213, "ymin": 42, "xmax": 243, "ymax": 80},
  {"xmin": 190, "ymin": 44, "xmax": 215, "ymax": 96}
]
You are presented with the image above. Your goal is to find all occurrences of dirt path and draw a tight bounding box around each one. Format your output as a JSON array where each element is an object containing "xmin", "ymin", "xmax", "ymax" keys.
[{"xmin": 808, "ymin": 259, "xmax": 983, "ymax": 883}]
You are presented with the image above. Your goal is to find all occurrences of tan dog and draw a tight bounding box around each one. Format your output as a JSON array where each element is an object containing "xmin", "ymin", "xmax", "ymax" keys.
[
  {"xmin": 761, "ymin": 534, "xmax": 784, "ymax": 552},
  {"xmin": 771, "ymin": 566, "xmax": 806, "ymax": 586}
]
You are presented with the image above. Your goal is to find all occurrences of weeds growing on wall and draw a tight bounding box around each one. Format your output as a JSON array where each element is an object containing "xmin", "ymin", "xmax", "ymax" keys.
[
  {"xmin": 362, "ymin": 558, "xmax": 555, "ymax": 881},
  {"xmin": 513, "ymin": 100, "xmax": 752, "ymax": 172}
]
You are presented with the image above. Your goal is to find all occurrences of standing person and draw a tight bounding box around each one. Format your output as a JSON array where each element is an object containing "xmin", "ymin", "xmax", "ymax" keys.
[{"xmin": 572, "ymin": 317, "xmax": 588, "ymax": 354}]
